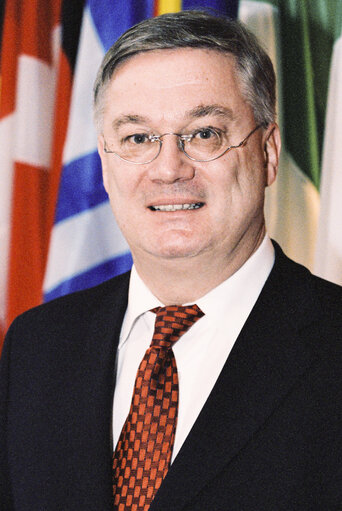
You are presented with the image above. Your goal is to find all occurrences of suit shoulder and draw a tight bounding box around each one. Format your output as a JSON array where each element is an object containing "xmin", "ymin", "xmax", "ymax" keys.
[
  {"xmin": 5, "ymin": 271, "xmax": 130, "ymax": 341},
  {"xmin": 269, "ymin": 243, "xmax": 342, "ymax": 334},
  {"xmin": 274, "ymin": 242, "xmax": 342, "ymax": 297},
  {"xmin": 284, "ymin": 253, "xmax": 342, "ymax": 306}
]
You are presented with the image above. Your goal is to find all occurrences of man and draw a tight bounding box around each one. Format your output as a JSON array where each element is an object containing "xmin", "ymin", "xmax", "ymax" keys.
[{"xmin": 1, "ymin": 10, "xmax": 342, "ymax": 511}]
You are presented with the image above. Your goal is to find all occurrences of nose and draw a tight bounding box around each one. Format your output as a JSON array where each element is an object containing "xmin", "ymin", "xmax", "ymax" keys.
[{"xmin": 147, "ymin": 134, "xmax": 195, "ymax": 183}]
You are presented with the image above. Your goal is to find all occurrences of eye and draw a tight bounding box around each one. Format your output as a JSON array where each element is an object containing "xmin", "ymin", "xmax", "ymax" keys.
[
  {"xmin": 189, "ymin": 127, "xmax": 223, "ymax": 146},
  {"xmin": 192, "ymin": 127, "xmax": 222, "ymax": 141},
  {"xmin": 126, "ymin": 133, "xmax": 150, "ymax": 145},
  {"xmin": 197, "ymin": 128, "xmax": 216, "ymax": 139}
]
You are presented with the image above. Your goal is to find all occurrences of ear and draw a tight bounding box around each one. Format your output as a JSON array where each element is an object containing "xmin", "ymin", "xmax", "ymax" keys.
[
  {"xmin": 263, "ymin": 123, "xmax": 281, "ymax": 186},
  {"xmin": 97, "ymin": 134, "xmax": 109, "ymax": 194}
]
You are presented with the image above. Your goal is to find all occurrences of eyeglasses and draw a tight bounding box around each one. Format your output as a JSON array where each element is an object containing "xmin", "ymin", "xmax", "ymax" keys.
[{"xmin": 103, "ymin": 124, "xmax": 263, "ymax": 165}]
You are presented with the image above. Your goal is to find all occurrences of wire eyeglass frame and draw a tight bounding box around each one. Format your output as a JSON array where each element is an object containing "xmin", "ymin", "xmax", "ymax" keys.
[{"xmin": 103, "ymin": 124, "xmax": 264, "ymax": 165}]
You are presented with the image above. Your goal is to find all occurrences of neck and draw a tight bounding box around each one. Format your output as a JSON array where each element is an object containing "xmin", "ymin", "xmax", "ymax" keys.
[{"xmin": 132, "ymin": 229, "xmax": 266, "ymax": 305}]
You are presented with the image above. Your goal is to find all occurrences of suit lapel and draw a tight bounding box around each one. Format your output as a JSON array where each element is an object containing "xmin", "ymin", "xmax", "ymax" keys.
[
  {"xmin": 151, "ymin": 248, "xmax": 320, "ymax": 510},
  {"xmin": 61, "ymin": 271, "xmax": 130, "ymax": 505},
  {"xmin": 83, "ymin": 271, "xmax": 130, "ymax": 404}
]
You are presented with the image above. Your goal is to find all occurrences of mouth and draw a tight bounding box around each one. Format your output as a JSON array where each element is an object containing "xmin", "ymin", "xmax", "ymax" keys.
[{"xmin": 148, "ymin": 202, "xmax": 204, "ymax": 212}]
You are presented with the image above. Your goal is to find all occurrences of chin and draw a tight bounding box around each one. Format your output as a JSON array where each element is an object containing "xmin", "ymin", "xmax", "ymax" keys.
[
  {"xmin": 132, "ymin": 230, "xmax": 209, "ymax": 260},
  {"xmin": 148, "ymin": 241, "xmax": 205, "ymax": 259}
]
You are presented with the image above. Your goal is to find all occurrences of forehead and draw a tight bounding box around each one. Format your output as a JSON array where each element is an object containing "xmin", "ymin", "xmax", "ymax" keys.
[{"xmin": 103, "ymin": 48, "xmax": 253, "ymax": 126}]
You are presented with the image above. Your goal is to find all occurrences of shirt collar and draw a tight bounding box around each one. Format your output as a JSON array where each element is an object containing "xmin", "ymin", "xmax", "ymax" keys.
[
  {"xmin": 196, "ymin": 235, "xmax": 274, "ymax": 319},
  {"xmin": 119, "ymin": 235, "xmax": 274, "ymax": 348},
  {"xmin": 119, "ymin": 265, "xmax": 163, "ymax": 347}
]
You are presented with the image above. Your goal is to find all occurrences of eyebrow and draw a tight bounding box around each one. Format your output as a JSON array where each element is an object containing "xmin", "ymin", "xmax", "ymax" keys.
[
  {"xmin": 112, "ymin": 114, "xmax": 150, "ymax": 131},
  {"xmin": 185, "ymin": 104, "xmax": 235, "ymax": 120},
  {"xmin": 111, "ymin": 104, "xmax": 234, "ymax": 131}
]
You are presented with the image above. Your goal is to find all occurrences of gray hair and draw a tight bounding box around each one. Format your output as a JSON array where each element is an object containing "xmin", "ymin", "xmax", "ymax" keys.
[{"xmin": 93, "ymin": 10, "xmax": 276, "ymax": 132}]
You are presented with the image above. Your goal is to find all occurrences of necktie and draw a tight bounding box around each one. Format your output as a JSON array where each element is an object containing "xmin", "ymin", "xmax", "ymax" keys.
[{"xmin": 113, "ymin": 304, "xmax": 204, "ymax": 511}]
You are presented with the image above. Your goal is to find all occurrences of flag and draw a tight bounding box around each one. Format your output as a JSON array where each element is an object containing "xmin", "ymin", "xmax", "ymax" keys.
[
  {"xmin": 0, "ymin": 0, "xmax": 62, "ymax": 347},
  {"xmin": 43, "ymin": 0, "xmax": 238, "ymax": 302},
  {"xmin": 239, "ymin": 0, "xmax": 320, "ymax": 271},
  {"xmin": 240, "ymin": 0, "xmax": 342, "ymax": 277},
  {"xmin": 315, "ymin": 10, "xmax": 342, "ymax": 285},
  {"xmin": 43, "ymin": 0, "xmax": 151, "ymax": 301}
]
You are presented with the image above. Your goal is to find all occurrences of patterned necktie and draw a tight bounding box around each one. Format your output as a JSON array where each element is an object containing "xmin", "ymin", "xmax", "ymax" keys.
[{"xmin": 113, "ymin": 304, "xmax": 204, "ymax": 511}]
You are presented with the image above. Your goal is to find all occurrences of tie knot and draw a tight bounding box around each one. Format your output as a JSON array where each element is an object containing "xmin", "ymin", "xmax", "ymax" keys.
[{"xmin": 150, "ymin": 304, "xmax": 204, "ymax": 349}]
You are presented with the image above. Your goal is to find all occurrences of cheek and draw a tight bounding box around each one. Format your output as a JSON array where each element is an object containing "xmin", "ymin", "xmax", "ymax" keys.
[
  {"xmin": 211, "ymin": 160, "xmax": 241, "ymax": 205},
  {"xmin": 210, "ymin": 158, "xmax": 265, "ymax": 228},
  {"xmin": 104, "ymin": 169, "xmax": 148, "ymax": 239},
  {"xmin": 233, "ymin": 150, "xmax": 267, "ymax": 195},
  {"xmin": 103, "ymin": 166, "xmax": 136, "ymax": 203}
]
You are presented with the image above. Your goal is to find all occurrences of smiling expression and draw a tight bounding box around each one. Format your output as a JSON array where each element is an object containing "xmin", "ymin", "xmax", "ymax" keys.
[{"xmin": 98, "ymin": 48, "xmax": 279, "ymax": 270}]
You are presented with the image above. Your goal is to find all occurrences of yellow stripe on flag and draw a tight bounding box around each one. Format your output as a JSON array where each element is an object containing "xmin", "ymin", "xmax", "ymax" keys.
[{"xmin": 156, "ymin": 0, "xmax": 182, "ymax": 15}]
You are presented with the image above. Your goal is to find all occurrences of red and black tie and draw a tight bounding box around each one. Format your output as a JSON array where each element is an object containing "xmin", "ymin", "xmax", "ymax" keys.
[{"xmin": 113, "ymin": 304, "xmax": 204, "ymax": 510}]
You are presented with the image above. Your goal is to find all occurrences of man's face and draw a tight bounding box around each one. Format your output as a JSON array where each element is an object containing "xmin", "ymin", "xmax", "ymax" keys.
[{"xmin": 98, "ymin": 48, "xmax": 279, "ymax": 269}]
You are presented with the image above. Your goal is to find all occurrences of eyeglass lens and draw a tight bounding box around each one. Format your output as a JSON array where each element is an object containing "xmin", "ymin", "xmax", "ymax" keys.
[{"xmin": 105, "ymin": 130, "xmax": 224, "ymax": 163}]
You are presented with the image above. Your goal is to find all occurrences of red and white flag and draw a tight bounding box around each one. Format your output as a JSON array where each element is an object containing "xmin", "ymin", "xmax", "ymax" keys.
[{"xmin": 0, "ymin": 0, "xmax": 63, "ymax": 347}]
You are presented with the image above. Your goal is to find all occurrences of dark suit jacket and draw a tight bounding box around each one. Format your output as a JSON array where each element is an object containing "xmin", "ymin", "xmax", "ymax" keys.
[{"xmin": 1, "ymin": 244, "xmax": 342, "ymax": 510}]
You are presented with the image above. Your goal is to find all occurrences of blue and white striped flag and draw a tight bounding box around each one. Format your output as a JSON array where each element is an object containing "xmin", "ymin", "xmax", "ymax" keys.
[{"xmin": 43, "ymin": 1, "xmax": 157, "ymax": 301}]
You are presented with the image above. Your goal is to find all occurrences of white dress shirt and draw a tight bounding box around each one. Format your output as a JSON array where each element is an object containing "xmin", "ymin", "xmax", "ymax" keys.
[{"xmin": 113, "ymin": 235, "xmax": 275, "ymax": 461}]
